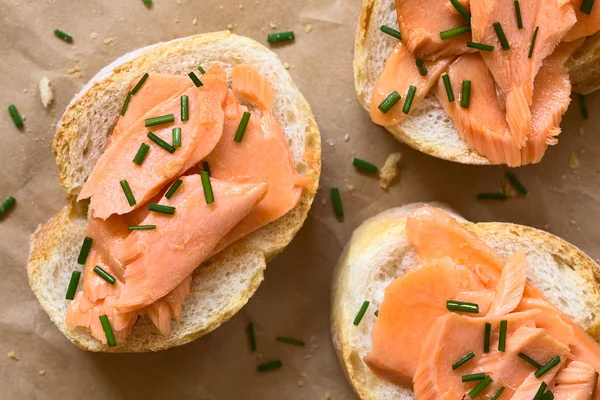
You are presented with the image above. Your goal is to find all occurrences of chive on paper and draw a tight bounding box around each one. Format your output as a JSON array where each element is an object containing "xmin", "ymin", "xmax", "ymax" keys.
[{"xmin": 267, "ymin": 31, "xmax": 295, "ymax": 43}]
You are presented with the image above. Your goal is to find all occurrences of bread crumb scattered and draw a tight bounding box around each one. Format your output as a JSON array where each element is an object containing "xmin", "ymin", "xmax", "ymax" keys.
[
  {"xmin": 269, "ymin": 22, "xmax": 278, "ymax": 29},
  {"xmin": 327, "ymin": 139, "xmax": 335, "ymax": 147},
  {"xmin": 346, "ymin": 184, "xmax": 354, "ymax": 192},
  {"xmin": 343, "ymin": 133, "xmax": 350, "ymax": 142},
  {"xmin": 304, "ymin": 24, "xmax": 313, "ymax": 33},
  {"xmin": 239, "ymin": 4, "xmax": 243, "ymax": 8},
  {"xmin": 502, "ymin": 176, "xmax": 518, "ymax": 199},
  {"xmin": 192, "ymin": 18, "xmax": 198, "ymax": 25},
  {"xmin": 297, "ymin": 380, "xmax": 304, "ymax": 387},
  {"xmin": 39, "ymin": 77, "xmax": 54, "ymax": 108},
  {"xmin": 175, "ymin": 19, "xmax": 180, "ymax": 23},
  {"xmin": 90, "ymin": 32, "xmax": 98, "ymax": 40},
  {"xmin": 325, "ymin": 391, "xmax": 332, "ymax": 399},
  {"xmin": 39, "ymin": 370, "xmax": 46, "ymax": 376},
  {"xmin": 379, "ymin": 153, "xmax": 402, "ymax": 190},
  {"xmin": 67, "ymin": 66, "xmax": 80, "ymax": 74},
  {"xmin": 570, "ymin": 153, "xmax": 580, "ymax": 170},
  {"xmin": 8, "ymin": 351, "xmax": 19, "ymax": 361},
  {"xmin": 227, "ymin": 24, "xmax": 234, "ymax": 30},
  {"xmin": 103, "ymin": 37, "xmax": 114, "ymax": 45},
  {"xmin": 283, "ymin": 62, "xmax": 290, "ymax": 69},
  {"xmin": 219, "ymin": 5, "xmax": 224, "ymax": 9}
]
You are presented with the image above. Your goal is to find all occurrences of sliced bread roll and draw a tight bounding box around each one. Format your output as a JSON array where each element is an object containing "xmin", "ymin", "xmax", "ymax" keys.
[
  {"xmin": 331, "ymin": 203, "xmax": 600, "ymax": 399},
  {"xmin": 354, "ymin": 0, "xmax": 600, "ymax": 165},
  {"xmin": 27, "ymin": 31, "xmax": 321, "ymax": 352}
]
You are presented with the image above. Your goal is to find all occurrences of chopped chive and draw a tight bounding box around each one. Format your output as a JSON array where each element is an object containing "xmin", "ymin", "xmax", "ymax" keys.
[
  {"xmin": 165, "ymin": 179, "xmax": 183, "ymax": 199},
  {"xmin": 535, "ymin": 356, "xmax": 561, "ymax": 378},
  {"xmin": 450, "ymin": 0, "xmax": 471, "ymax": 22},
  {"xmin": 65, "ymin": 271, "xmax": 81, "ymax": 300},
  {"xmin": 172, "ymin": 128, "xmax": 182, "ymax": 147},
  {"xmin": 515, "ymin": 1, "xmax": 523, "ymax": 29},
  {"xmin": 331, "ymin": 187, "xmax": 343, "ymax": 218},
  {"xmin": 581, "ymin": 0, "xmax": 595, "ymax": 15},
  {"xmin": 131, "ymin": 73, "xmax": 149, "ymax": 95},
  {"xmin": 248, "ymin": 322, "xmax": 257, "ymax": 352},
  {"xmin": 484, "ymin": 322, "xmax": 491, "ymax": 353},
  {"xmin": 353, "ymin": 301, "xmax": 370, "ymax": 326},
  {"xmin": 277, "ymin": 336, "xmax": 305, "ymax": 347},
  {"xmin": 0, "ymin": 196, "xmax": 16, "ymax": 217},
  {"xmin": 528, "ymin": 26, "xmax": 539, "ymax": 59},
  {"xmin": 452, "ymin": 352, "xmax": 475, "ymax": 370},
  {"xmin": 580, "ymin": 94, "xmax": 589, "ymax": 119},
  {"xmin": 203, "ymin": 161, "xmax": 211, "ymax": 176},
  {"xmin": 533, "ymin": 382, "xmax": 548, "ymax": 400},
  {"xmin": 498, "ymin": 319, "xmax": 507, "ymax": 351},
  {"xmin": 440, "ymin": 25, "xmax": 471, "ymax": 40},
  {"xmin": 120, "ymin": 92, "xmax": 132, "ymax": 116},
  {"xmin": 147, "ymin": 132, "xmax": 176, "ymax": 153},
  {"xmin": 353, "ymin": 158, "xmax": 378, "ymax": 174},
  {"xmin": 133, "ymin": 143, "xmax": 150, "ymax": 165},
  {"xmin": 234, "ymin": 112, "xmax": 251, "ymax": 142},
  {"xmin": 145, "ymin": 114, "xmax": 175, "ymax": 127},
  {"xmin": 447, "ymin": 300, "xmax": 479, "ymax": 313},
  {"xmin": 380, "ymin": 25, "xmax": 402, "ymax": 40},
  {"xmin": 77, "ymin": 237, "xmax": 93, "ymax": 265},
  {"xmin": 200, "ymin": 171, "xmax": 214, "ymax": 204},
  {"xmin": 180, "ymin": 95, "xmax": 189, "ymax": 122},
  {"xmin": 518, "ymin": 352, "xmax": 542, "ymax": 369},
  {"xmin": 54, "ymin": 29, "xmax": 73, "ymax": 42},
  {"xmin": 198, "ymin": 66, "xmax": 206, "ymax": 74},
  {"xmin": 148, "ymin": 203, "xmax": 176, "ymax": 215},
  {"xmin": 505, "ymin": 171, "xmax": 527, "ymax": 195},
  {"xmin": 442, "ymin": 74, "xmax": 455, "ymax": 102},
  {"xmin": 461, "ymin": 80, "xmax": 471, "ymax": 109},
  {"xmin": 493, "ymin": 22, "xmax": 510, "ymax": 51},
  {"xmin": 374, "ymin": 310, "xmax": 379, "ymax": 317},
  {"xmin": 8, "ymin": 105, "xmax": 23, "ymax": 128},
  {"xmin": 267, "ymin": 31, "xmax": 295, "ymax": 43},
  {"xmin": 469, "ymin": 376, "xmax": 493, "ymax": 399},
  {"xmin": 491, "ymin": 386, "xmax": 505, "ymax": 400},
  {"xmin": 378, "ymin": 91, "xmax": 401, "ymax": 113},
  {"xmin": 541, "ymin": 392, "xmax": 554, "ymax": 400},
  {"xmin": 127, "ymin": 225, "xmax": 156, "ymax": 231},
  {"xmin": 188, "ymin": 71, "xmax": 203, "ymax": 87},
  {"xmin": 257, "ymin": 360, "xmax": 282, "ymax": 372},
  {"xmin": 99, "ymin": 315, "xmax": 116, "ymax": 346},
  {"xmin": 403, "ymin": 85, "xmax": 417, "ymax": 114},
  {"xmin": 93, "ymin": 266, "xmax": 116, "ymax": 285},
  {"xmin": 143, "ymin": 0, "xmax": 152, "ymax": 6},
  {"xmin": 416, "ymin": 59, "xmax": 428, "ymax": 76},
  {"xmin": 120, "ymin": 180, "xmax": 136, "ymax": 206},
  {"xmin": 462, "ymin": 372, "xmax": 486, "ymax": 382},
  {"xmin": 477, "ymin": 193, "xmax": 508, "ymax": 200},
  {"xmin": 467, "ymin": 41, "xmax": 495, "ymax": 52}
]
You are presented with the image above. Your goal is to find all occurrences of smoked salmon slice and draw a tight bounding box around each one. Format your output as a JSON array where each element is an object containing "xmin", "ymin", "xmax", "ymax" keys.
[
  {"xmin": 553, "ymin": 361, "xmax": 599, "ymax": 399},
  {"xmin": 564, "ymin": 1, "xmax": 600, "ymax": 42},
  {"xmin": 487, "ymin": 249, "xmax": 526, "ymax": 317},
  {"xmin": 515, "ymin": 297, "xmax": 576, "ymax": 348},
  {"xmin": 144, "ymin": 275, "xmax": 191, "ymax": 336}
]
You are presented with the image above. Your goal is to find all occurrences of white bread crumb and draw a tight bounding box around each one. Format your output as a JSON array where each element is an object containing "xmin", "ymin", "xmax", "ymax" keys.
[
  {"xmin": 39, "ymin": 77, "xmax": 54, "ymax": 108},
  {"xmin": 90, "ymin": 32, "xmax": 97, "ymax": 40},
  {"xmin": 503, "ymin": 176, "xmax": 518, "ymax": 198},
  {"xmin": 305, "ymin": 24, "xmax": 313, "ymax": 33},
  {"xmin": 297, "ymin": 380, "xmax": 304, "ymax": 387},
  {"xmin": 570, "ymin": 153, "xmax": 580, "ymax": 170},
  {"xmin": 103, "ymin": 38, "xmax": 114, "ymax": 45},
  {"xmin": 8, "ymin": 351, "xmax": 19, "ymax": 361},
  {"xmin": 379, "ymin": 152, "xmax": 402, "ymax": 190},
  {"xmin": 39, "ymin": 370, "xmax": 45, "ymax": 376}
]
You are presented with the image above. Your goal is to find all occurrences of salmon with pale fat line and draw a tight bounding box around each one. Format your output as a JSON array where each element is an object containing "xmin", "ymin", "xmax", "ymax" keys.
[{"xmin": 553, "ymin": 361, "xmax": 599, "ymax": 399}]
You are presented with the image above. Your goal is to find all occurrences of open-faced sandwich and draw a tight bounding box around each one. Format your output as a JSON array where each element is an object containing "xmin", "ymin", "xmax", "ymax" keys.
[
  {"xmin": 355, "ymin": 0, "xmax": 600, "ymax": 166},
  {"xmin": 27, "ymin": 31, "xmax": 321, "ymax": 352},
  {"xmin": 332, "ymin": 204, "xmax": 600, "ymax": 399}
]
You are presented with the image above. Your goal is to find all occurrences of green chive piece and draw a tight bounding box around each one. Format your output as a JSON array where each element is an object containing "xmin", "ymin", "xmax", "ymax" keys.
[
  {"xmin": 528, "ymin": 26, "xmax": 539, "ymax": 59},
  {"xmin": 234, "ymin": 112, "xmax": 251, "ymax": 142},
  {"xmin": 99, "ymin": 315, "xmax": 116, "ymax": 346},
  {"xmin": 467, "ymin": 41, "xmax": 495, "ymax": 52},
  {"xmin": 380, "ymin": 25, "xmax": 402, "ymax": 40},
  {"xmin": 506, "ymin": 171, "xmax": 527, "ymax": 195},
  {"xmin": 541, "ymin": 392, "xmax": 554, "ymax": 400},
  {"xmin": 378, "ymin": 91, "xmax": 401, "ymax": 113},
  {"xmin": 450, "ymin": 0, "xmax": 471, "ymax": 22},
  {"xmin": 515, "ymin": 1, "xmax": 523, "ymax": 29},
  {"xmin": 120, "ymin": 180, "xmax": 136, "ymax": 206},
  {"xmin": 77, "ymin": 237, "xmax": 93, "ymax": 265},
  {"xmin": 127, "ymin": 225, "xmax": 156, "ymax": 231},
  {"xmin": 198, "ymin": 66, "xmax": 206, "ymax": 74},
  {"xmin": 518, "ymin": 352, "xmax": 542, "ymax": 369},
  {"xmin": 0, "ymin": 196, "xmax": 16, "ymax": 217},
  {"xmin": 147, "ymin": 132, "xmax": 176, "ymax": 153},
  {"xmin": 131, "ymin": 73, "xmax": 149, "ymax": 95},
  {"xmin": 374, "ymin": 310, "xmax": 379, "ymax": 317},
  {"xmin": 462, "ymin": 372, "xmax": 486, "ymax": 382},
  {"xmin": 533, "ymin": 382, "xmax": 548, "ymax": 400},
  {"xmin": 120, "ymin": 92, "xmax": 132, "ymax": 116},
  {"xmin": 353, "ymin": 158, "xmax": 378, "ymax": 174},
  {"xmin": 353, "ymin": 301, "xmax": 370, "ymax": 326},
  {"xmin": 248, "ymin": 322, "xmax": 257, "ymax": 352},
  {"xmin": 143, "ymin": 0, "xmax": 152, "ymax": 6},
  {"xmin": 403, "ymin": 85, "xmax": 417, "ymax": 114},
  {"xmin": 477, "ymin": 193, "xmax": 508, "ymax": 200},
  {"xmin": 484, "ymin": 322, "xmax": 491, "ymax": 353},
  {"xmin": 535, "ymin": 356, "xmax": 561, "ymax": 378},
  {"xmin": 277, "ymin": 336, "xmax": 305, "ymax": 347},
  {"xmin": 442, "ymin": 74, "xmax": 455, "ymax": 102},
  {"xmin": 8, "ymin": 105, "xmax": 23, "ymax": 128},
  {"xmin": 133, "ymin": 143, "xmax": 150, "ymax": 165},
  {"xmin": 416, "ymin": 59, "xmax": 428, "ymax": 76},
  {"xmin": 180, "ymin": 95, "xmax": 189, "ymax": 122},
  {"xmin": 491, "ymin": 386, "xmax": 505, "ymax": 400},
  {"xmin": 54, "ymin": 29, "xmax": 73, "ymax": 42},
  {"xmin": 93, "ymin": 266, "xmax": 116, "ymax": 285},
  {"xmin": 461, "ymin": 80, "xmax": 471, "ymax": 109},
  {"xmin": 165, "ymin": 179, "xmax": 183, "ymax": 199},
  {"xmin": 440, "ymin": 25, "xmax": 471, "ymax": 40},
  {"xmin": 581, "ymin": 0, "xmax": 595, "ymax": 15},
  {"xmin": 452, "ymin": 352, "xmax": 475, "ymax": 370},
  {"xmin": 65, "ymin": 271, "xmax": 81, "ymax": 300},
  {"xmin": 580, "ymin": 94, "xmax": 589, "ymax": 119},
  {"xmin": 257, "ymin": 360, "xmax": 282, "ymax": 372},
  {"xmin": 203, "ymin": 161, "xmax": 211, "ymax": 176},
  {"xmin": 469, "ymin": 376, "xmax": 493, "ymax": 399},
  {"xmin": 145, "ymin": 114, "xmax": 175, "ymax": 127},
  {"xmin": 447, "ymin": 300, "xmax": 479, "ymax": 313},
  {"xmin": 188, "ymin": 71, "xmax": 203, "ymax": 87},
  {"xmin": 493, "ymin": 22, "xmax": 510, "ymax": 51},
  {"xmin": 148, "ymin": 203, "xmax": 176, "ymax": 215},
  {"xmin": 331, "ymin": 187, "xmax": 343, "ymax": 218},
  {"xmin": 267, "ymin": 31, "xmax": 295, "ymax": 43},
  {"xmin": 172, "ymin": 128, "xmax": 182, "ymax": 147},
  {"xmin": 200, "ymin": 171, "xmax": 214, "ymax": 204},
  {"xmin": 499, "ymin": 319, "xmax": 507, "ymax": 352}
]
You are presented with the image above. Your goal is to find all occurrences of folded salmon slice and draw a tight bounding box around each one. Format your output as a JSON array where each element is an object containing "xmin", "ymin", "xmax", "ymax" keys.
[
  {"xmin": 78, "ymin": 66, "xmax": 228, "ymax": 219},
  {"xmin": 370, "ymin": 43, "xmax": 453, "ymax": 126},
  {"xmin": 553, "ymin": 361, "xmax": 599, "ymax": 399},
  {"xmin": 564, "ymin": 0, "xmax": 600, "ymax": 42},
  {"xmin": 515, "ymin": 297, "xmax": 576, "ymax": 348},
  {"xmin": 487, "ymin": 250, "xmax": 526, "ymax": 316}
]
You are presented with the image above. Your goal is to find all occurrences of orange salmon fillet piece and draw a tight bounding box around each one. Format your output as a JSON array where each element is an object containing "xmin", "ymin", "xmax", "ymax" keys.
[
  {"xmin": 553, "ymin": 361, "xmax": 599, "ymax": 399},
  {"xmin": 564, "ymin": 0, "xmax": 600, "ymax": 42},
  {"xmin": 487, "ymin": 249, "xmax": 527, "ymax": 317}
]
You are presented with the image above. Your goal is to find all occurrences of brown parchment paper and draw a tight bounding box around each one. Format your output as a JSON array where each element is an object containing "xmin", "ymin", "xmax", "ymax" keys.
[{"xmin": 1, "ymin": 0, "xmax": 599, "ymax": 399}]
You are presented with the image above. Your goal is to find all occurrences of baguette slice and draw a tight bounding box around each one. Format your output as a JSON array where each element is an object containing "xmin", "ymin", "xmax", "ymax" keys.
[
  {"xmin": 331, "ymin": 203, "xmax": 600, "ymax": 399},
  {"xmin": 354, "ymin": 0, "xmax": 600, "ymax": 165},
  {"xmin": 27, "ymin": 31, "xmax": 321, "ymax": 352}
]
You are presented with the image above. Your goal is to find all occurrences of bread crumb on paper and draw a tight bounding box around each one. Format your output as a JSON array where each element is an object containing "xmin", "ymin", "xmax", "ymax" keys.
[
  {"xmin": 297, "ymin": 380, "xmax": 304, "ymax": 387},
  {"xmin": 304, "ymin": 24, "xmax": 313, "ymax": 33},
  {"xmin": 343, "ymin": 133, "xmax": 350, "ymax": 142},
  {"xmin": 269, "ymin": 22, "xmax": 278, "ymax": 29},
  {"xmin": 502, "ymin": 176, "xmax": 518, "ymax": 199},
  {"xmin": 67, "ymin": 66, "xmax": 80, "ymax": 74},
  {"xmin": 103, "ymin": 38, "xmax": 114, "ymax": 45},
  {"xmin": 192, "ymin": 18, "xmax": 198, "ymax": 25},
  {"xmin": 39, "ymin": 370, "xmax": 46, "ymax": 376},
  {"xmin": 90, "ymin": 32, "xmax": 98, "ymax": 40},
  {"xmin": 570, "ymin": 153, "xmax": 580, "ymax": 170},
  {"xmin": 379, "ymin": 153, "xmax": 402, "ymax": 190},
  {"xmin": 283, "ymin": 62, "xmax": 290, "ymax": 69},
  {"xmin": 227, "ymin": 24, "xmax": 234, "ymax": 30},
  {"xmin": 39, "ymin": 77, "xmax": 54, "ymax": 108},
  {"xmin": 8, "ymin": 351, "xmax": 19, "ymax": 361},
  {"xmin": 325, "ymin": 391, "xmax": 332, "ymax": 399}
]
